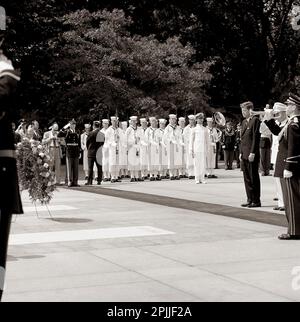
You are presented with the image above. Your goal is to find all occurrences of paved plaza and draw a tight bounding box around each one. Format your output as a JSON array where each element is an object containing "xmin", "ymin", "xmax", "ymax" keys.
[{"xmin": 3, "ymin": 168, "xmax": 300, "ymax": 302}]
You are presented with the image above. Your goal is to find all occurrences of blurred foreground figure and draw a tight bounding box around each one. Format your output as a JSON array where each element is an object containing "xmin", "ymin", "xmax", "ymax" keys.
[{"xmin": 0, "ymin": 52, "xmax": 22, "ymax": 301}]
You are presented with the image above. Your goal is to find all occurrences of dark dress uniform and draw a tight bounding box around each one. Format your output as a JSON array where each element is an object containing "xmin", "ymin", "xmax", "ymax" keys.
[
  {"xmin": 266, "ymin": 116, "xmax": 300, "ymax": 237},
  {"xmin": 59, "ymin": 128, "xmax": 80, "ymax": 187},
  {"xmin": 86, "ymin": 127, "xmax": 105, "ymax": 185},
  {"xmin": 0, "ymin": 66, "xmax": 21, "ymax": 301},
  {"xmin": 240, "ymin": 116, "xmax": 261, "ymax": 207},
  {"xmin": 221, "ymin": 129, "xmax": 236, "ymax": 170}
]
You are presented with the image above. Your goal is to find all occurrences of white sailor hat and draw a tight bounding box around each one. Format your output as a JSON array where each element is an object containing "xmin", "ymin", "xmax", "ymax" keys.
[
  {"xmin": 169, "ymin": 114, "xmax": 177, "ymax": 119},
  {"xmin": 149, "ymin": 117, "xmax": 157, "ymax": 122},
  {"xmin": 206, "ymin": 117, "xmax": 213, "ymax": 122},
  {"xmin": 188, "ymin": 115, "xmax": 195, "ymax": 120},
  {"xmin": 102, "ymin": 119, "xmax": 109, "ymax": 124},
  {"xmin": 178, "ymin": 117, "xmax": 186, "ymax": 122},
  {"xmin": 130, "ymin": 116, "xmax": 138, "ymax": 121},
  {"xmin": 121, "ymin": 121, "xmax": 128, "ymax": 126},
  {"xmin": 195, "ymin": 113, "xmax": 205, "ymax": 119},
  {"xmin": 273, "ymin": 103, "xmax": 287, "ymax": 113},
  {"xmin": 159, "ymin": 119, "xmax": 167, "ymax": 124},
  {"xmin": 140, "ymin": 118, "xmax": 147, "ymax": 123},
  {"xmin": 110, "ymin": 116, "xmax": 119, "ymax": 121},
  {"xmin": 84, "ymin": 123, "xmax": 91, "ymax": 129}
]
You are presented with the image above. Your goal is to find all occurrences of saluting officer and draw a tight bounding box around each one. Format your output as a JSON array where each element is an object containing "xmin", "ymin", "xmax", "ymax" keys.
[
  {"xmin": 59, "ymin": 119, "xmax": 81, "ymax": 187},
  {"xmin": 265, "ymin": 94, "xmax": 300, "ymax": 240},
  {"xmin": 0, "ymin": 51, "xmax": 21, "ymax": 301}
]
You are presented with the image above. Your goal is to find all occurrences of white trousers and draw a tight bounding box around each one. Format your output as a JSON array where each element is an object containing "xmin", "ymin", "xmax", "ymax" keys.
[
  {"xmin": 275, "ymin": 177, "xmax": 284, "ymax": 208},
  {"xmin": 194, "ymin": 153, "xmax": 206, "ymax": 183}
]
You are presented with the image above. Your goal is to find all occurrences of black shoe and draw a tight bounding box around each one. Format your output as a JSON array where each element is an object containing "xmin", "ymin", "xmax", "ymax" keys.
[
  {"xmin": 273, "ymin": 207, "xmax": 281, "ymax": 211},
  {"xmin": 211, "ymin": 175, "xmax": 218, "ymax": 179},
  {"xmin": 273, "ymin": 198, "xmax": 279, "ymax": 201},
  {"xmin": 73, "ymin": 184, "xmax": 81, "ymax": 187},
  {"xmin": 248, "ymin": 203, "xmax": 261, "ymax": 208},
  {"xmin": 150, "ymin": 177, "xmax": 156, "ymax": 181},
  {"xmin": 97, "ymin": 181, "xmax": 102, "ymax": 185},
  {"xmin": 279, "ymin": 207, "xmax": 285, "ymax": 212},
  {"xmin": 156, "ymin": 177, "xmax": 162, "ymax": 181},
  {"xmin": 175, "ymin": 176, "xmax": 180, "ymax": 180},
  {"xmin": 68, "ymin": 183, "xmax": 74, "ymax": 187},
  {"xmin": 111, "ymin": 179, "xmax": 116, "ymax": 183},
  {"xmin": 170, "ymin": 177, "xmax": 176, "ymax": 181},
  {"xmin": 241, "ymin": 202, "xmax": 251, "ymax": 207},
  {"xmin": 85, "ymin": 182, "xmax": 92, "ymax": 186},
  {"xmin": 278, "ymin": 234, "xmax": 300, "ymax": 240},
  {"xmin": 130, "ymin": 178, "xmax": 135, "ymax": 182}
]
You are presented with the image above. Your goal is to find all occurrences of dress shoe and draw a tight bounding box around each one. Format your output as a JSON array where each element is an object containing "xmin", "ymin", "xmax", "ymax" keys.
[
  {"xmin": 241, "ymin": 202, "xmax": 251, "ymax": 207},
  {"xmin": 211, "ymin": 175, "xmax": 218, "ymax": 178},
  {"xmin": 150, "ymin": 177, "xmax": 156, "ymax": 182},
  {"xmin": 248, "ymin": 203, "xmax": 261, "ymax": 208},
  {"xmin": 273, "ymin": 198, "xmax": 279, "ymax": 201},
  {"xmin": 130, "ymin": 178, "xmax": 136, "ymax": 182},
  {"xmin": 175, "ymin": 176, "xmax": 180, "ymax": 180},
  {"xmin": 85, "ymin": 182, "xmax": 92, "ymax": 186},
  {"xmin": 278, "ymin": 234, "xmax": 300, "ymax": 240},
  {"xmin": 111, "ymin": 179, "xmax": 116, "ymax": 183},
  {"xmin": 73, "ymin": 184, "xmax": 81, "ymax": 187},
  {"xmin": 97, "ymin": 181, "xmax": 101, "ymax": 185}
]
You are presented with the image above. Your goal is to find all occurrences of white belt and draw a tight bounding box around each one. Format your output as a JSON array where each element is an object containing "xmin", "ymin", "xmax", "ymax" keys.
[{"xmin": 0, "ymin": 149, "xmax": 16, "ymax": 158}]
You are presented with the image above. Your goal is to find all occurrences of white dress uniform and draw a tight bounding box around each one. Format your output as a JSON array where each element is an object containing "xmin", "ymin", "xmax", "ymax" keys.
[
  {"xmin": 138, "ymin": 119, "xmax": 149, "ymax": 178},
  {"xmin": 101, "ymin": 120, "xmax": 110, "ymax": 181},
  {"xmin": 163, "ymin": 115, "xmax": 182, "ymax": 179},
  {"xmin": 190, "ymin": 123, "xmax": 209, "ymax": 184},
  {"xmin": 145, "ymin": 122, "xmax": 160, "ymax": 179},
  {"xmin": 156, "ymin": 120, "xmax": 168, "ymax": 177},
  {"xmin": 184, "ymin": 117, "xmax": 195, "ymax": 178},
  {"xmin": 105, "ymin": 118, "xmax": 124, "ymax": 181},
  {"xmin": 178, "ymin": 117, "xmax": 186, "ymax": 177},
  {"xmin": 206, "ymin": 119, "xmax": 220, "ymax": 177},
  {"xmin": 126, "ymin": 117, "xmax": 140, "ymax": 179},
  {"xmin": 81, "ymin": 128, "xmax": 89, "ymax": 177},
  {"xmin": 119, "ymin": 121, "xmax": 128, "ymax": 176}
]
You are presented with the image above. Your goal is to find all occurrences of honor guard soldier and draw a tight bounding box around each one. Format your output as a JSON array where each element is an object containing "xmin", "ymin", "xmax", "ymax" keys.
[
  {"xmin": 120, "ymin": 121, "xmax": 129, "ymax": 178},
  {"xmin": 265, "ymin": 94, "xmax": 300, "ymax": 240},
  {"xmin": 59, "ymin": 119, "xmax": 81, "ymax": 187},
  {"xmin": 81, "ymin": 124, "xmax": 92, "ymax": 180},
  {"xmin": 164, "ymin": 114, "xmax": 181, "ymax": 180},
  {"xmin": 106, "ymin": 116, "xmax": 124, "ymax": 183},
  {"xmin": 138, "ymin": 118, "xmax": 149, "ymax": 180},
  {"xmin": 184, "ymin": 115, "xmax": 196, "ymax": 179},
  {"xmin": 101, "ymin": 119, "xmax": 110, "ymax": 182},
  {"xmin": 126, "ymin": 116, "xmax": 141, "ymax": 182},
  {"xmin": 145, "ymin": 117, "xmax": 159, "ymax": 181},
  {"xmin": 178, "ymin": 117, "xmax": 187, "ymax": 178},
  {"xmin": 0, "ymin": 51, "xmax": 22, "ymax": 301},
  {"xmin": 156, "ymin": 119, "xmax": 168, "ymax": 179}
]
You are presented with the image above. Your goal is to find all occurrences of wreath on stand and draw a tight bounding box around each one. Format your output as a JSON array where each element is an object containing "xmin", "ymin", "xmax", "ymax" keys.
[{"xmin": 16, "ymin": 138, "xmax": 56, "ymax": 216}]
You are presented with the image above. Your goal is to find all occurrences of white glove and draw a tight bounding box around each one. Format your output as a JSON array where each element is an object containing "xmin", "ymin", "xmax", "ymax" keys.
[
  {"xmin": 284, "ymin": 170, "xmax": 293, "ymax": 179},
  {"xmin": 248, "ymin": 153, "xmax": 255, "ymax": 162},
  {"xmin": 263, "ymin": 109, "xmax": 274, "ymax": 122}
]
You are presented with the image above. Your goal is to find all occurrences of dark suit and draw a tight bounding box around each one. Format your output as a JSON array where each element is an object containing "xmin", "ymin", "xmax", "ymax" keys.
[
  {"xmin": 240, "ymin": 116, "xmax": 261, "ymax": 204},
  {"xmin": 86, "ymin": 129, "xmax": 105, "ymax": 184}
]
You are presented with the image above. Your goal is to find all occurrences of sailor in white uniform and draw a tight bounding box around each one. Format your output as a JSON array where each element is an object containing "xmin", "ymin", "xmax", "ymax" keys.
[
  {"xmin": 184, "ymin": 115, "xmax": 196, "ymax": 179},
  {"xmin": 156, "ymin": 119, "xmax": 168, "ymax": 179},
  {"xmin": 101, "ymin": 119, "xmax": 110, "ymax": 182}
]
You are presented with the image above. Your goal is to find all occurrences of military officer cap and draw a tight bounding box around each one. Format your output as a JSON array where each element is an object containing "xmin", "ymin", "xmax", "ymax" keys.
[
  {"xmin": 159, "ymin": 119, "xmax": 167, "ymax": 124},
  {"xmin": 111, "ymin": 116, "xmax": 119, "ymax": 121},
  {"xmin": 169, "ymin": 114, "xmax": 177, "ymax": 119},
  {"xmin": 273, "ymin": 102, "xmax": 287, "ymax": 113},
  {"xmin": 70, "ymin": 118, "xmax": 76, "ymax": 124},
  {"xmin": 102, "ymin": 119, "xmax": 109, "ymax": 124},
  {"xmin": 130, "ymin": 116, "xmax": 138, "ymax": 121},
  {"xmin": 195, "ymin": 113, "xmax": 205, "ymax": 120},
  {"xmin": 240, "ymin": 101, "xmax": 254, "ymax": 110},
  {"xmin": 287, "ymin": 93, "xmax": 300, "ymax": 108},
  {"xmin": 188, "ymin": 115, "xmax": 195, "ymax": 120}
]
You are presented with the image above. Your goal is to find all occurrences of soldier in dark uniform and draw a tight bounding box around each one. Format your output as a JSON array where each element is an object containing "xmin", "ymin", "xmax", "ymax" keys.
[
  {"xmin": 0, "ymin": 51, "xmax": 22, "ymax": 301},
  {"xmin": 234, "ymin": 123, "xmax": 241, "ymax": 168},
  {"xmin": 85, "ymin": 121, "xmax": 105, "ymax": 185},
  {"xmin": 221, "ymin": 121, "xmax": 236, "ymax": 170},
  {"xmin": 265, "ymin": 94, "xmax": 300, "ymax": 240},
  {"xmin": 240, "ymin": 101, "xmax": 262, "ymax": 208},
  {"xmin": 58, "ymin": 119, "xmax": 81, "ymax": 187}
]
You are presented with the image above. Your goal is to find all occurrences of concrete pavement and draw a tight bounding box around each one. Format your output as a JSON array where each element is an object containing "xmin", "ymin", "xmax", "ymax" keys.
[{"xmin": 3, "ymin": 168, "xmax": 300, "ymax": 302}]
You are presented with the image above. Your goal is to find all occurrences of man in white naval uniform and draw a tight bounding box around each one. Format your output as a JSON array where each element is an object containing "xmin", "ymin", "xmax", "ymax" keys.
[
  {"xmin": 178, "ymin": 117, "xmax": 186, "ymax": 178},
  {"xmin": 190, "ymin": 113, "xmax": 209, "ymax": 184},
  {"xmin": 119, "ymin": 121, "xmax": 129, "ymax": 178},
  {"xmin": 138, "ymin": 118, "xmax": 149, "ymax": 180},
  {"xmin": 105, "ymin": 116, "xmax": 124, "ymax": 183},
  {"xmin": 145, "ymin": 117, "xmax": 160, "ymax": 181},
  {"xmin": 101, "ymin": 119, "xmax": 110, "ymax": 182},
  {"xmin": 184, "ymin": 115, "xmax": 196, "ymax": 179},
  {"xmin": 206, "ymin": 117, "xmax": 220, "ymax": 179},
  {"xmin": 81, "ymin": 124, "xmax": 92, "ymax": 180},
  {"xmin": 164, "ymin": 114, "xmax": 181, "ymax": 180},
  {"xmin": 126, "ymin": 116, "xmax": 141, "ymax": 182},
  {"xmin": 156, "ymin": 119, "xmax": 168, "ymax": 179}
]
